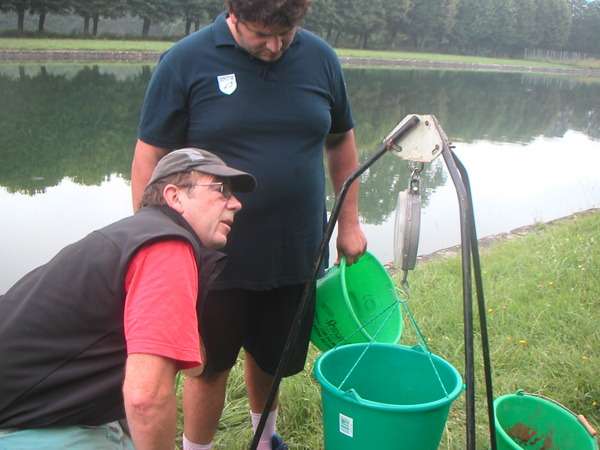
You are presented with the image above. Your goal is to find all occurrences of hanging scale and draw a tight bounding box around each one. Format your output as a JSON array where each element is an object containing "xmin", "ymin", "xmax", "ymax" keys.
[{"xmin": 394, "ymin": 162, "xmax": 424, "ymax": 283}]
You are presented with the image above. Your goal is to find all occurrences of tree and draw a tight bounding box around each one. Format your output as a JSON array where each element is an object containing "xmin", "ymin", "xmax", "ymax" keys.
[
  {"xmin": 381, "ymin": 0, "xmax": 412, "ymax": 49},
  {"xmin": 30, "ymin": 0, "xmax": 71, "ymax": 32},
  {"xmin": 91, "ymin": 0, "xmax": 127, "ymax": 36},
  {"xmin": 353, "ymin": 0, "xmax": 386, "ymax": 49},
  {"xmin": 474, "ymin": 0, "xmax": 517, "ymax": 55},
  {"xmin": 304, "ymin": 0, "xmax": 338, "ymax": 41},
  {"xmin": 332, "ymin": 0, "xmax": 386, "ymax": 49},
  {"xmin": 181, "ymin": 0, "xmax": 203, "ymax": 35},
  {"xmin": 566, "ymin": 0, "xmax": 600, "ymax": 54},
  {"xmin": 449, "ymin": 0, "xmax": 484, "ymax": 53},
  {"xmin": 536, "ymin": 0, "xmax": 571, "ymax": 49},
  {"xmin": 511, "ymin": 0, "xmax": 540, "ymax": 53},
  {"xmin": 405, "ymin": 0, "xmax": 459, "ymax": 50},
  {"xmin": 71, "ymin": 0, "xmax": 93, "ymax": 34},
  {"xmin": 71, "ymin": 0, "xmax": 127, "ymax": 36},
  {"xmin": 1, "ymin": 0, "xmax": 32, "ymax": 36},
  {"xmin": 181, "ymin": 0, "xmax": 222, "ymax": 36},
  {"xmin": 127, "ymin": 0, "xmax": 184, "ymax": 38}
]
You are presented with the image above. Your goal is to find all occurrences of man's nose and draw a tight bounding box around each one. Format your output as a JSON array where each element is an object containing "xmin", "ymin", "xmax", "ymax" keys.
[
  {"xmin": 227, "ymin": 195, "xmax": 242, "ymax": 211},
  {"xmin": 265, "ymin": 35, "xmax": 283, "ymax": 52}
]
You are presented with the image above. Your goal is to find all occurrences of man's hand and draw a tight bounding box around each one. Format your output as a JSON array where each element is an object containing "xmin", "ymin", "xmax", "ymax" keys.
[{"xmin": 334, "ymin": 222, "xmax": 367, "ymax": 266}]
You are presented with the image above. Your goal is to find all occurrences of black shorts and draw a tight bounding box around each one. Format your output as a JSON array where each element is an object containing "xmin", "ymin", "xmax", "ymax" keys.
[{"xmin": 199, "ymin": 283, "xmax": 316, "ymax": 377}]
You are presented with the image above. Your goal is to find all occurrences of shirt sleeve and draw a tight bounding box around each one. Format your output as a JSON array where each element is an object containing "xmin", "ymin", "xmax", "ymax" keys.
[
  {"xmin": 124, "ymin": 239, "xmax": 202, "ymax": 371},
  {"xmin": 138, "ymin": 58, "xmax": 190, "ymax": 149}
]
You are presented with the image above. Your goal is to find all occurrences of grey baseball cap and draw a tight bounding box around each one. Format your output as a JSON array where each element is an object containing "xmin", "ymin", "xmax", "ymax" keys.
[{"xmin": 148, "ymin": 148, "xmax": 256, "ymax": 193}]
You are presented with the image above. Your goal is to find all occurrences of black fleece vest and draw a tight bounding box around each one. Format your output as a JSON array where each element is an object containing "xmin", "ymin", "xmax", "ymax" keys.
[{"xmin": 0, "ymin": 206, "xmax": 225, "ymax": 428}]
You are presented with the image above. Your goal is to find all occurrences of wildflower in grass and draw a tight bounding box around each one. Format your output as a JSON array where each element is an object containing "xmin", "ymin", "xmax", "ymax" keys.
[
  {"xmin": 593, "ymin": 401, "xmax": 597, "ymax": 406},
  {"xmin": 488, "ymin": 308, "xmax": 493, "ymax": 313},
  {"xmin": 507, "ymin": 337, "xmax": 511, "ymax": 341},
  {"xmin": 583, "ymin": 356, "xmax": 589, "ymax": 360},
  {"xmin": 519, "ymin": 340, "xmax": 526, "ymax": 344},
  {"xmin": 502, "ymin": 305, "xmax": 507, "ymax": 310},
  {"xmin": 548, "ymin": 281, "xmax": 554, "ymax": 286}
]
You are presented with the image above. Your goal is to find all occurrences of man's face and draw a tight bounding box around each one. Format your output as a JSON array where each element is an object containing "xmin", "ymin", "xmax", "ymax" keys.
[
  {"xmin": 230, "ymin": 12, "xmax": 297, "ymax": 62},
  {"xmin": 178, "ymin": 174, "xmax": 242, "ymax": 250}
]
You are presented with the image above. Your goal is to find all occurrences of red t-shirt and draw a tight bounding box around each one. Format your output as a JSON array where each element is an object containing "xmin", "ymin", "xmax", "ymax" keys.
[{"xmin": 124, "ymin": 239, "xmax": 202, "ymax": 371}]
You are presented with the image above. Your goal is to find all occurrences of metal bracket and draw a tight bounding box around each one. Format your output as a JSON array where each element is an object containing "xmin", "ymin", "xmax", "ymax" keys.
[{"xmin": 385, "ymin": 114, "xmax": 447, "ymax": 162}]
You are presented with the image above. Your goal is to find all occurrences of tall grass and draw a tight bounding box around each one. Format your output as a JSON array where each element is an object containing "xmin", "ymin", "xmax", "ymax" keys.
[{"xmin": 176, "ymin": 209, "xmax": 599, "ymax": 449}]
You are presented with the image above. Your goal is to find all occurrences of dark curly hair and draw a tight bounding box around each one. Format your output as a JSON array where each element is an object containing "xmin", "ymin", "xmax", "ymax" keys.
[{"xmin": 226, "ymin": 0, "xmax": 312, "ymax": 28}]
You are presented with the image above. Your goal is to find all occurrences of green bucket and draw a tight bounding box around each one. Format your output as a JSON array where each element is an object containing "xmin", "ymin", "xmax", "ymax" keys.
[
  {"xmin": 311, "ymin": 251, "xmax": 402, "ymax": 351},
  {"xmin": 494, "ymin": 392, "xmax": 599, "ymax": 450},
  {"xmin": 314, "ymin": 343, "xmax": 463, "ymax": 450}
]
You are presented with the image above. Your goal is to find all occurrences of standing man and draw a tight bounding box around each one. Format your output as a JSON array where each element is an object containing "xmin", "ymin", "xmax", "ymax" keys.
[
  {"xmin": 131, "ymin": 1, "xmax": 367, "ymax": 449},
  {"xmin": 0, "ymin": 148, "xmax": 256, "ymax": 450}
]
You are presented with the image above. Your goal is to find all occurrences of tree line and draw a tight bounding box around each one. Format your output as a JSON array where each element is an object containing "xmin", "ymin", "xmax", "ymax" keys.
[{"xmin": 1, "ymin": 0, "xmax": 599, "ymax": 56}]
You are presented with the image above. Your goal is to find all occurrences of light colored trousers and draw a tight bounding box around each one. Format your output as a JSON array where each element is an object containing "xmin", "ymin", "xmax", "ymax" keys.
[{"xmin": 0, "ymin": 420, "xmax": 134, "ymax": 450}]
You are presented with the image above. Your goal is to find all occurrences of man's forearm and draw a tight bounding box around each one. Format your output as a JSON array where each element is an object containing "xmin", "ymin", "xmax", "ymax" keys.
[{"xmin": 123, "ymin": 354, "xmax": 178, "ymax": 449}]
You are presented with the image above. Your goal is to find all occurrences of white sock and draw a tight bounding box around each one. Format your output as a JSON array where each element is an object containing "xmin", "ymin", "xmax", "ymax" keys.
[
  {"xmin": 250, "ymin": 408, "xmax": 278, "ymax": 450},
  {"xmin": 182, "ymin": 434, "xmax": 212, "ymax": 450}
]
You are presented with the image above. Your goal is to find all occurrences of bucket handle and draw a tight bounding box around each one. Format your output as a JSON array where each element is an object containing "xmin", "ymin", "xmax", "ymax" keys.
[
  {"xmin": 334, "ymin": 289, "xmax": 403, "ymax": 392},
  {"xmin": 343, "ymin": 388, "xmax": 363, "ymax": 402},
  {"xmin": 516, "ymin": 390, "xmax": 599, "ymax": 440},
  {"xmin": 394, "ymin": 286, "xmax": 450, "ymax": 399},
  {"xmin": 331, "ymin": 288, "xmax": 401, "ymax": 350}
]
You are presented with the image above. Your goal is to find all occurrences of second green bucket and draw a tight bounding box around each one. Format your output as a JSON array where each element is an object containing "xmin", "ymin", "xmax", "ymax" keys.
[
  {"xmin": 494, "ymin": 392, "xmax": 598, "ymax": 450},
  {"xmin": 311, "ymin": 251, "xmax": 402, "ymax": 351},
  {"xmin": 314, "ymin": 343, "xmax": 463, "ymax": 449}
]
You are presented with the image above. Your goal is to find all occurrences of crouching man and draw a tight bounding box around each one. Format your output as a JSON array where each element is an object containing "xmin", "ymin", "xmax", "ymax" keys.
[{"xmin": 0, "ymin": 148, "xmax": 256, "ymax": 450}]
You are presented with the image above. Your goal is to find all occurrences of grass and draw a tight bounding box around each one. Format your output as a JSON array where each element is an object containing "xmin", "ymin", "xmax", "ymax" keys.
[
  {"xmin": 173, "ymin": 209, "xmax": 599, "ymax": 449},
  {"xmin": 2, "ymin": 37, "xmax": 599, "ymax": 71},
  {"xmin": 334, "ymin": 48, "xmax": 570, "ymax": 69},
  {"xmin": 0, "ymin": 37, "xmax": 174, "ymax": 52}
]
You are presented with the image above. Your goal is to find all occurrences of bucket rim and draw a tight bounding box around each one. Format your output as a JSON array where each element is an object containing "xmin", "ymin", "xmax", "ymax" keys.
[
  {"xmin": 493, "ymin": 392, "xmax": 599, "ymax": 449},
  {"xmin": 314, "ymin": 343, "xmax": 464, "ymax": 412},
  {"xmin": 337, "ymin": 252, "xmax": 402, "ymax": 343}
]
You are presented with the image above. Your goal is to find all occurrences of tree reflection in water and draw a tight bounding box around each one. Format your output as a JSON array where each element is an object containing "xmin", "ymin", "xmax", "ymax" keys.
[{"xmin": 1, "ymin": 64, "xmax": 599, "ymax": 291}]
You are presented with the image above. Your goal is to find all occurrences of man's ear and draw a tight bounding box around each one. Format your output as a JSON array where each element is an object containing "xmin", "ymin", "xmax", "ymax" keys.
[
  {"xmin": 228, "ymin": 7, "xmax": 237, "ymax": 24},
  {"xmin": 163, "ymin": 184, "xmax": 185, "ymax": 213}
]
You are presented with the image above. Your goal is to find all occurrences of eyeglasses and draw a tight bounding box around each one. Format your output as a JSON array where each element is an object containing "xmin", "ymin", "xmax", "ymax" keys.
[
  {"xmin": 238, "ymin": 18, "xmax": 296, "ymax": 39},
  {"xmin": 185, "ymin": 182, "xmax": 233, "ymax": 200}
]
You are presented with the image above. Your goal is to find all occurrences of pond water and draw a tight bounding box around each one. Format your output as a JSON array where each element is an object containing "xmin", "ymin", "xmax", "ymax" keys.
[{"xmin": 1, "ymin": 64, "xmax": 599, "ymax": 293}]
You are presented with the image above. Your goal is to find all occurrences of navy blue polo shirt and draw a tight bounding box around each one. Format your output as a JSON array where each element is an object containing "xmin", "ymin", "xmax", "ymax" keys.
[{"xmin": 139, "ymin": 12, "xmax": 354, "ymax": 290}]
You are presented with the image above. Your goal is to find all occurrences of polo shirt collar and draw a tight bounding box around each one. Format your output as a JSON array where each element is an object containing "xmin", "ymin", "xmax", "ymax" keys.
[{"xmin": 213, "ymin": 12, "xmax": 237, "ymax": 47}]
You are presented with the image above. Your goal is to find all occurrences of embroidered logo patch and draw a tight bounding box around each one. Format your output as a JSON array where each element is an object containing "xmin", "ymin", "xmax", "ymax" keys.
[{"xmin": 217, "ymin": 74, "xmax": 237, "ymax": 95}]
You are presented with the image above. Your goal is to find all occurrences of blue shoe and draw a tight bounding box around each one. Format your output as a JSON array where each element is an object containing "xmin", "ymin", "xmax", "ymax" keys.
[{"xmin": 271, "ymin": 433, "xmax": 289, "ymax": 450}]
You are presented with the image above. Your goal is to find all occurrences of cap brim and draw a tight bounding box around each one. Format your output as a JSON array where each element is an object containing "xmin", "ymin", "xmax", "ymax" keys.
[{"xmin": 199, "ymin": 164, "xmax": 257, "ymax": 193}]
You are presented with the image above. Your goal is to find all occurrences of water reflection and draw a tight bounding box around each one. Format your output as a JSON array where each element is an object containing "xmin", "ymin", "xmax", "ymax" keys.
[{"xmin": 1, "ymin": 64, "xmax": 599, "ymax": 293}]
